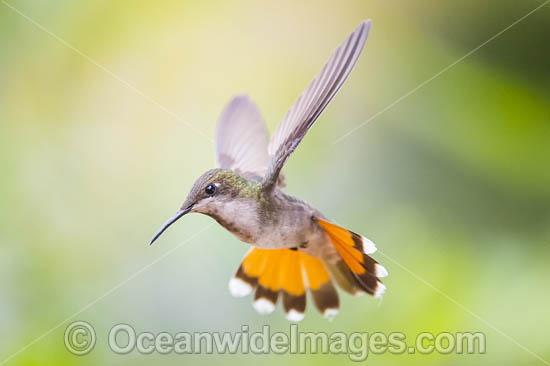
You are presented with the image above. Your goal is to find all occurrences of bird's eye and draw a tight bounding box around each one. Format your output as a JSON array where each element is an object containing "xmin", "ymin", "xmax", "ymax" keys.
[{"xmin": 205, "ymin": 184, "xmax": 216, "ymax": 196}]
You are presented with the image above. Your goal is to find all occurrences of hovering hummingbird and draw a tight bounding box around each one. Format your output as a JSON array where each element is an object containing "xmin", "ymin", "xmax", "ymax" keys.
[{"xmin": 151, "ymin": 19, "xmax": 387, "ymax": 321}]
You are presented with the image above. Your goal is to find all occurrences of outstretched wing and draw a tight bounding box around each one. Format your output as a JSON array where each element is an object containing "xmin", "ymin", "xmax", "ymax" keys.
[
  {"xmin": 215, "ymin": 95, "xmax": 270, "ymax": 179},
  {"xmin": 263, "ymin": 20, "xmax": 371, "ymax": 190}
]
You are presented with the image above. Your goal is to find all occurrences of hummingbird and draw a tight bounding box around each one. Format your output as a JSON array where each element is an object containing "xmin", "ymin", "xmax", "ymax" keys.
[{"xmin": 151, "ymin": 19, "xmax": 387, "ymax": 321}]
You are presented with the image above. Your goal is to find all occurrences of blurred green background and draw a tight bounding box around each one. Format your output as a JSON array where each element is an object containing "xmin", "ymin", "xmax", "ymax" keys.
[{"xmin": 1, "ymin": 0, "xmax": 549, "ymax": 364}]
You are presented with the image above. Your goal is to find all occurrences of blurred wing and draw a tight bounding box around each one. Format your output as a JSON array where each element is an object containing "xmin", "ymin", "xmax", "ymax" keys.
[
  {"xmin": 215, "ymin": 95, "xmax": 270, "ymax": 179},
  {"xmin": 263, "ymin": 20, "xmax": 371, "ymax": 190}
]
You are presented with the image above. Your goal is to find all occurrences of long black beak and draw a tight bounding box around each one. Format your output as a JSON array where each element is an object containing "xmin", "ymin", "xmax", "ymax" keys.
[{"xmin": 150, "ymin": 205, "xmax": 193, "ymax": 245}]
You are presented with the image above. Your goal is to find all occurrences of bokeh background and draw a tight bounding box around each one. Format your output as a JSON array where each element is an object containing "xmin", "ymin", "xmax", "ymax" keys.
[{"xmin": 1, "ymin": 0, "xmax": 549, "ymax": 365}]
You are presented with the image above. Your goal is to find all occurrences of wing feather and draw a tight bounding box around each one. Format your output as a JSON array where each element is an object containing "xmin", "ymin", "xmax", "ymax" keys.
[
  {"xmin": 215, "ymin": 95, "xmax": 270, "ymax": 179},
  {"xmin": 263, "ymin": 20, "xmax": 371, "ymax": 190}
]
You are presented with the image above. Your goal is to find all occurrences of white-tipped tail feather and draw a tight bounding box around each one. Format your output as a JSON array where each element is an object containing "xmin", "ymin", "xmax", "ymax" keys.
[
  {"xmin": 229, "ymin": 278, "xmax": 253, "ymax": 297},
  {"xmin": 285, "ymin": 310, "xmax": 305, "ymax": 322},
  {"xmin": 323, "ymin": 308, "xmax": 339, "ymax": 321},
  {"xmin": 375, "ymin": 264, "xmax": 388, "ymax": 278},
  {"xmin": 374, "ymin": 282, "xmax": 386, "ymax": 298},
  {"xmin": 253, "ymin": 298, "xmax": 276, "ymax": 314},
  {"xmin": 362, "ymin": 236, "xmax": 377, "ymax": 254}
]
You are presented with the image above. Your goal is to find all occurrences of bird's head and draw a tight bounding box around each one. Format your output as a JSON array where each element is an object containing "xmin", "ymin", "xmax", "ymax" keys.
[{"xmin": 150, "ymin": 168, "xmax": 258, "ymax": 244}]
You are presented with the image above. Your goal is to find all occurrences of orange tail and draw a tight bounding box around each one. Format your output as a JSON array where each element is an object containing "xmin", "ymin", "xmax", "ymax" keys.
[
  {"xmin": 228, "ymin": 220, "xmax": 387, "ymax": 321},
  {"xmin": 229, "ymin": 248, "xmax": 339, "ymax": 321},
  {"xmin": 317, "ymin": 218, "xmax": 387, "ymax": 297}
]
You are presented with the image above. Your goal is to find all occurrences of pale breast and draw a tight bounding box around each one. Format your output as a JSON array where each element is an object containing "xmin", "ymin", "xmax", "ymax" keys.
[{"xmin": 207, "ymin": 199, "xmax": 261, "ymax": 244}]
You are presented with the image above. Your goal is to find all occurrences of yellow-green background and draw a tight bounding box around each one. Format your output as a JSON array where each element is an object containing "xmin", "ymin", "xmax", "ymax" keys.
[{"xmin": 1, "ymin": 0, "xmax": 549, "ymax": 365}]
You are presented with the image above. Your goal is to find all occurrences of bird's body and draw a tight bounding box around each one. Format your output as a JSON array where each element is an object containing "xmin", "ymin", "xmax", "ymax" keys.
[
  {"xmin": 192, "ymin": 169, "xmax": 332, "ymax": 256},
  {"xmin": 212, "ymin": 187, "xmax": 324, "ymax": 252},
  {"xmin": 151, "ymin": 20, "xmax": 387, "ymax": 321}
]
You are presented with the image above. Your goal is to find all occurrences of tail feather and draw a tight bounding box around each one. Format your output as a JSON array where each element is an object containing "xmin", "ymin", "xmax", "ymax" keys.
[
  {"xmin": 282, "ymin": 291, "xmax": 306, "ymax": 321},
  {"xmin": 317, "ymin": 218, "xmax": 387, "ymax": 298},
  {"xmin": 228, "ymin": 219, "xmax": 387, "ymax": 321},
  {"xmin": 309, "ymin": 282, "xmax": 339, "ymax": 318},
  {"xmin": 254, "ymin": 249, "xmax": 283, "ymax": 314},
  {"xmin": 324, "ymin": 260, "xmax": 364, "ymax": 295},
  {"xmin": 253, "ymin": 286, "xmax": 279, "ymax": 314},
  {"xmin": 279, "ymin": 250, "xmax": 306, "ymax": 321},
  {"xmin": 229, "ymin": 248, "xmax": 339, "ymax": 321},
  {"xmin": 301, "ymin": 253, "xmax": 339, "ymax": 318}
]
